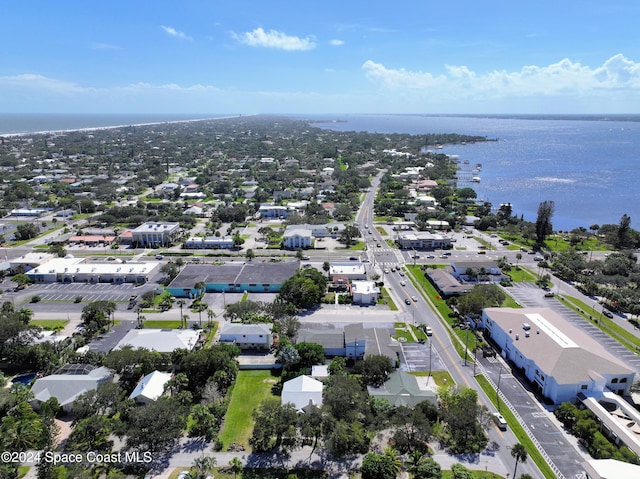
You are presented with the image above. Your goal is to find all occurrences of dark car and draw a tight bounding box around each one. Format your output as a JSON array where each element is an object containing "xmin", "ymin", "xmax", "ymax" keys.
[
  {"xmin": 405, "ymin": 298, "xmax": 412, "ymax": 305},
  {"xmin": 602, "ymin": 309, "xmax": 614, "ymax": 318}
]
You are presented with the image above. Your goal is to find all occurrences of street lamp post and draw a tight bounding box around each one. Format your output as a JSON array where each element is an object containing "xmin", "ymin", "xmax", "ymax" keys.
[{"xmin": 497, "ymin": 364, "xmax": 503, "ymax": 411}]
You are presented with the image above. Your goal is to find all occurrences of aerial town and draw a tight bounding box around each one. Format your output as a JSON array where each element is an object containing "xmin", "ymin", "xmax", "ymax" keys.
[{"xmin": 1, "ymin": 115, "xmax": 640, "ymax": 479}]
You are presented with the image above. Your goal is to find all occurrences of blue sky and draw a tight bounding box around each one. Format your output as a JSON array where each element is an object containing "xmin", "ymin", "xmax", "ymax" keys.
[{"xmin": 2, "ymin": 0, "xmax": 639, "ymax": 114}]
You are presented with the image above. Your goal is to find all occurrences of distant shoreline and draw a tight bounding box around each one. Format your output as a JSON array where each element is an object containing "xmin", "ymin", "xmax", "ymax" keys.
[{"xmin": 0, "ymin": 114, "xmax": 245, "ymax": 138}]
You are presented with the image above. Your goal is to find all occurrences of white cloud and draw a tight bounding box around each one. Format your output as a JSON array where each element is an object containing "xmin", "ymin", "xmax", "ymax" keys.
[
  {"xmin": 235, "ymin": 27, "xmax": 315, "ymax": 51},
  {"xmin": 362, "ymin": 54, "xmax": 640, "ymax": 99},
  {"xmin": 329, "ymin": 39, "xmax": 344, "ymax": 46},
  {"xmin": 161, "ymin": 25, "xmax": 193, "ymax": 41}
]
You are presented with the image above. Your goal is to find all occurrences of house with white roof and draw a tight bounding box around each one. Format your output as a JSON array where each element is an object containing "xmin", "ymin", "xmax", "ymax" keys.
[
  {"xmin": 129, "ymin": 370, "xmax": 172, "ymax": 405},
  {"xmin": 219, "ymin": 323, "xmax": 273, "ymax": 350},
  {"xmin": 115, "ymin": 329, "xmax": 201, "ymax": 353},
  {"xmin": 482, "ymin": 307, "xmax": 635, "ymax": 404},
  {"xmin": 351, "ymin": 280, "xmax": 380, "ymax": 305},
  {"xmin": 281, "ymin": 375, "xmax": 323, "ymax": 411},
  {"xmin": 329, "ymin": 262, "xmax": 366, "ymax": 281}
]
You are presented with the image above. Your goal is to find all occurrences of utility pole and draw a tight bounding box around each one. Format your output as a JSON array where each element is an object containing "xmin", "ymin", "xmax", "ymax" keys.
[
  {"xmin": 428, "ymin": 340, "xmax": 432, "ymax": 379},
  {"xmin": 464, "ymin": 328, "xmax": 469, "ymax": 366}
]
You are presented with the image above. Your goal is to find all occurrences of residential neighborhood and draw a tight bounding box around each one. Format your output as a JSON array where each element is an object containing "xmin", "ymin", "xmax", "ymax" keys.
[{"xmin": 0, "ymin": 116, "xmax": 639, "ymax": 479}]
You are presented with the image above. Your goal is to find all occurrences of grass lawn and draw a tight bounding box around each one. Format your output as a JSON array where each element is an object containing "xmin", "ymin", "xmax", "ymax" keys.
[
  {"xmin": 378, "ymin": 287, "xmax": 398, "ymax": 310},
  {"xmin": 30, "ymin": 319, "xmax": 69, "ymax": 330},
  {"xmin": 506, "ymin": 266, "xmax": 537, "ymax": 282},
  {"xmin": 142, "ymin": 320, "xmax": 182, "ymax": 329},
  {"xmin": 219, "ymin": 370, "xmax": 278, "ymax": 450},
  {"xmin": 442, "ymin": 470, "xmax": 502, "ymax": 478},
  {"xmin": 394, "ymin": 323, "xmax": 415, "ymax": 342},
  {"xmin": 410, "ymin": 370, "xmax": 455, "ymax": 387}
]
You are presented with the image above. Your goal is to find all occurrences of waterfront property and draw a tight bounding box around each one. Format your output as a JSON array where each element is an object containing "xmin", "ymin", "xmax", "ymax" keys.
[
  {"xmin": 481, "ymin": 307, "xmax": 635, "ymax": 404},
  {"xmin": 166, "ymin": 261, "xmax": 300, "ymax": 297}
]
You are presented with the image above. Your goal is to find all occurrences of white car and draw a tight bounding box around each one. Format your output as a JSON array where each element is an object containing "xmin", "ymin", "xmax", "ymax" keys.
[
  {"xmin": 400, "ymin": 280, "xmax": 406, "ymax": 286},
  {"xmin": 425, "ymin": 326, "xmax": 433, "ymax": 336}
]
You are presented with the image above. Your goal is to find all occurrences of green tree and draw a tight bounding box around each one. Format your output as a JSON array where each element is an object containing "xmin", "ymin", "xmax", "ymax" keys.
[
  {"xmin": 293, "ymin": 342, "xmax": 325, "ymax": 370},
  {"xmin": 249, "ymin": 398, "xmax": 299, "ymax": 453},
  {"xmin": 413, "ymin": 457, "xmax": 442, "ymax": 479},
  {"xmin": 124, "ymin": 397, "xmax": 188, "ymax": 452},
  {"xmin": 81, "ymin": 300, "xmax": 117, "ymax": 333},
  {"xmin": 535, "ymin": 200, "xmax": 554, "ymax": 245},
  {"xmin": 616, "ymin": 213, "xmax": 632, "ymax": 248},
  {"xmin": 10, "ymin": 273, "xmax": 32, "ymax": 290},
  {"xmin": 189, "ymin": 404, "xmax": 218, "ymax": 441},
  {"xmin": 358, "ymin": 354, "xmax": 394, "ymax": 387},
  {"xmin": 361, "ymin": 452, "xmax": 398, "ymax": 479},
  {"xmin": 510, "ymin": 442, "xmax": 528, "ymax": 479},
  {"xmin": 438, "ymin": 386, "xmax": 488, "ymax": 453},
  {"xmin": 450, "ymin": 463, "xmax": 473, "ymax": 479},
  {"xmin": 228, "ymin": 457, "xmax": 243, "ymax": 479},
  {"xmin": 339, "ymin": 225, "xmax": 360, "ymax": 247},
  {"xmin": 191, "ymin": 455, "xmax": 217, "ymax": 479},
  {"xmin": 278, "ymin": 267, "xmax": 327, "ymax": 309}
]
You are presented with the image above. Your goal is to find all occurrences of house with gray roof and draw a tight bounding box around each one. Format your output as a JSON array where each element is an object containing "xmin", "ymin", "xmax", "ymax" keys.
[
  {"xmin": 426, "ymin": 269, "xmax": 473, "ymax": 298},
  {"xmin": 482, "ymin": 307, "xmax": 635, "ymax": 404},
  {"xmin": 368, "ymin": 371, "xmax": 437, "ymax": 407},
  {"xmin": 30, "ymin": 364, "xmax": 113, "ymax": 412}
]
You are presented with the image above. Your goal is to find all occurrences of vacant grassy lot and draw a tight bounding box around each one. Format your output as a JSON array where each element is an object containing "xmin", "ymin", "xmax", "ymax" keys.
[
  {"xmin": 219, "ymin": 370, "xmax": 278, "ymax": 450},
  {"xmin": 142, "ymin": 320, "xmax": 182, "ymax": 329}
]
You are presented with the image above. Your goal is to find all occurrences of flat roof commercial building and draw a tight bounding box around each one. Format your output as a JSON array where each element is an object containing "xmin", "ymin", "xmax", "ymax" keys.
[
  {"xmin": 131, "ymin": 222, "xmax": 181, "ymax": 247},
  {"xmin": 481, "ymin": 307, "xmax": 635, "ymax": 404},
  {"xmin": 26, "ymin": 257, "xmax": 159, "ymax": 284},
  {"xmin": 167, "ymin": 261, "xmax": 300, "ymax": 297}
]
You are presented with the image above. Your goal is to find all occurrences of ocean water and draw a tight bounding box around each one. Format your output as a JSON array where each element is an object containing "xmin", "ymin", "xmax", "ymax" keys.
[
  {"xmin": 0, "ymin": 113, "xmax": 227, "ymax": 136},
  {"xmin": 312, "ymin": 114, "xmax": 640, "ymax": 232}
]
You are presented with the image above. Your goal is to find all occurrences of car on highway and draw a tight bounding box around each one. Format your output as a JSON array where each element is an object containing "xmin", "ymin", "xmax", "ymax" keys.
[
  {"xmin": 425, "ymin": 326, "xmax": 433, "ymax": 336},
  {"xmin": 405, "ymin": 298, "xmax": 412, "ymax": 305},
  {"xmin": 426, "ymin": 255, "xmax": 435, "ymax": 259},
  {"xmin": 400, "ymin": 280, "xmax": 406, "ymax": 286},
  {"xmin": 349, "ymin": 256, "xmax": 358, "ymax": 261},
  {"xmin": 544, "ymin": 291, "xmax": 554, "ymax": 298},
  {"xmin": 602, "ymin": 309, "xmax": 614, "ymax": 318},
  {"xmin": 411, "ymin": 296, "xmax": 418, "ymax": 302},
  {"xmin": 376, "ymin": 243, "xmax": 381, "ymax": 247},
  {"xmin": 383, "ymin": 268, "xmax": 390, "ymax": 274}
]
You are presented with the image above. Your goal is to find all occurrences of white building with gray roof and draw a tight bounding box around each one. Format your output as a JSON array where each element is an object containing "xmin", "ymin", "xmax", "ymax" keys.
[{"xmin": 482, "ymin": 307, "xmax": 635, "ymax": 404}]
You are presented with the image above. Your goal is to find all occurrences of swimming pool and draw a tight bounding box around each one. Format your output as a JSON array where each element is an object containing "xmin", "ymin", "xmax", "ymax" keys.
[{"xmin": 10, "ymin": 373, "xmax": 36, "ymax": 386}]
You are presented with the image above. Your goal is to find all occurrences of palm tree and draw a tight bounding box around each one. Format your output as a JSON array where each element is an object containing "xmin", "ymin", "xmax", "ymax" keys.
[
  {"xmin": 228, "ymin": 457, "xmax": 243, "ymax": 479},
  {"xmin": 406, "ymin": 450, "xmax": 424, "ymax": 478},
  {"xmin": 510, "ymin": 442, "xmax": 528, "ymax": 478},
  {"xmin": 177, "ymin": 299, "xmax": 186, "ymax": 328},
  {"xmin": 196, "ymin": 303, "xmax": 207, "ymax": 328},
  {"xmin": 206, "ymin": 308, "xmax": 216, "ymax": 327},
  {"xmin": 384, "ymin": 446, "xmax": 402, "ymax": 476},
  {"xmin": 515, "ymin": 252, "xmax": 522, "ymax": 269},
  {"xmin": 191, "ymin": 455, "xmax": 216, "ymax": 479}
]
